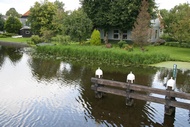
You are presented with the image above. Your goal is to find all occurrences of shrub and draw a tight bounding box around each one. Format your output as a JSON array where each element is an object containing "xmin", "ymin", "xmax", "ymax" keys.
[
  {"xmin": 180, "ymin": 43, "xmax": 190, "ymax": 48},
  {"xmin": 118, "ymin": 40, "xmax": 126, "ymax": 48},
  {"xmin": 161, "ymin": 34, "xmax": 176, "ymax": 42},
  {"xmin": 90, "ymin": 29, "xmax": 101, "ymax": 45},
  {"xmin": 123, "ymin": 44, "xmax": 133, "ymax": 51},
  {"xmin": 41, "ymin": 30, "xmax": 54, "ymax": 43},
  {"xmin": 31, "ymin": 35, "xmax": 43, "ymax": 44},
  {"xmin": 52, "ymin": 35, "xmax": 71, "ymax": 45},
  {"xmin": 165, "ymin": 42, "xmax": 179, "ymax": 47},
  {"xmin": 0, "ymin": 33, "xmax": 16, "ymax": 37}
]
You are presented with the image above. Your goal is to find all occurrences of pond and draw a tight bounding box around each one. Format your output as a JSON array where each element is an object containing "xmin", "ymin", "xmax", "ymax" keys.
[{"xmin": 0, "ymin": 47, "xmax": 190, "ymax": 127}]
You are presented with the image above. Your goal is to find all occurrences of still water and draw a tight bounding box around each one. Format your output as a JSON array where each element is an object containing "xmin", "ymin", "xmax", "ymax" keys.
[{"xmin": 0, "ymin": 47, "xmax": 190, "ymax": 127}]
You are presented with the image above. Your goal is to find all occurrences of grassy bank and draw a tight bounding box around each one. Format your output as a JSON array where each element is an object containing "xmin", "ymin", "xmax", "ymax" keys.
[
  {"xmin": 34, "ymin": 44, "xmax": 171, "ymax": 66},
  {"xmin": 145, "ymin": 46, "xmax": 190, "ymax": 62},
  {"xmin": 1, "ymin": 37, "xmax": 189, "ymax": 65}
]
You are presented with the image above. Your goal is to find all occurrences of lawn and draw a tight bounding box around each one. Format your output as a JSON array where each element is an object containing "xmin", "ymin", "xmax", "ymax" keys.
[{"xmin": 146, "ymin": 45, "xmax": 190, "ymax": 62}]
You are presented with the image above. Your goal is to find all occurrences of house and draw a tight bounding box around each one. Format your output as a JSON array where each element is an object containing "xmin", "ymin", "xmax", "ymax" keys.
[
  {"xmin": 99, "ymin": 13, "xmax": 164, "ymax": 43},
  {"xmin": 20, "ymin": 10, "xmax": 30, "ymax": 26},
  {"xmin": 20, "ymin": 26, "xmax": 32, "ymax": 37},
  {"xmin": 20, "ymin": 10, "xmax": 32, "ymax": 37}
]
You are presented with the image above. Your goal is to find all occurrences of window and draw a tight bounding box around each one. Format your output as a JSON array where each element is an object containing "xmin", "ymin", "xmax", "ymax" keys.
[
  {"xmin": 155, "ymin": 30, "xmax": 158, "ymax": 39},
  {"xmin": 113, "ymin": 30, "xmax": 119, "ymax": 39},
  {"xmin": 123, "ymin": 30, "xmax": 128, "ymax": 39},
  {"xmin": 25, "ymin": 30, "xmax": 30, "ymax": 34}
]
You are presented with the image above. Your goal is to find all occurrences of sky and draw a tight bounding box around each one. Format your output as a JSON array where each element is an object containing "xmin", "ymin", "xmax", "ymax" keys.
[
  {"xmin": 0, "ymin": 0, "xmax": 190, "ymax": 15},
  {"xmin": 0, "ymin": 0, "xmax": 81, "ymax": 15}
]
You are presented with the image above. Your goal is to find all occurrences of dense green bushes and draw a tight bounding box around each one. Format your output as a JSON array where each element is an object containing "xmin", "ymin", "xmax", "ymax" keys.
[
  {"xmin": 35, "ymin": 45, "xmax": 170, "ymax": 65},
  {"xmin": 0, "ymin": 33, "xmax": 17, "ymax": 38},
  {"xmin": 31, "ymin": 35, "xmax": 43, "ymax": 44},
  {"xmin": 51, "ymin": 35, "xmax": 71, "ymax": 45}
]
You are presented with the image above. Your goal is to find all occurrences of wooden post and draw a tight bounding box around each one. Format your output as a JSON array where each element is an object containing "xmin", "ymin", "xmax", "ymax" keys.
[
  {"xmin": 126, "ymin": 82, "xmax": 134, "ymax": 106},
  {"xmin": 94, "ymin": 83, "xmax": 103, "ymax": 99},
  {"xmin": 165, "ymin": 86, "xmax": 176, "ymax": 115}
]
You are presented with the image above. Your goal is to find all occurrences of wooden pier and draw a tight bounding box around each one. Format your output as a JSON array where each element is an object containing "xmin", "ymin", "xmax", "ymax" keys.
[{"xmin": 91, "ymin": 77, "xmax": 190, "ymax": 115}]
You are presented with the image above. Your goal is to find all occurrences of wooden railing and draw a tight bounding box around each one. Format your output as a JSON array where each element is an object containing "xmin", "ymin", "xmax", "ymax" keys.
[{"xmin": 91, "ymin": 77, "xmax": 190, "ymax": 115}]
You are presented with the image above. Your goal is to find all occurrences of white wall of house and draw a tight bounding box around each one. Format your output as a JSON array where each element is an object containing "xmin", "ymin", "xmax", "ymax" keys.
[
  {"xmin": 150, "ymin": 18, "xmax": 163, "ymax": 42},
  {"xmin": 100, "ymin": 29, "xmax": 131, "ymax": 41},
  {"xmin": 99, "ymin": 17, "xmax": 163, "ymax": 43}
]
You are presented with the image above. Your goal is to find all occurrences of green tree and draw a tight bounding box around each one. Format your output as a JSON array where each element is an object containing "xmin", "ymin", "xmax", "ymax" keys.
[
  {"xmin": 81, "ymin": 0, "xmax": 156, "ymax": 41},
  {"xmin": 0, "ymin": 14, "xmax": 5, "ymax": 31},
  {"xmin": 63, "ymin": 9, "xmax": 93, "ymax": 42},
  {"xmin": 52, "ymin": 0, "xmax": 67, "ymax": 35},
  {"xmin": 162, "ymin": 3, "xmax": 190, "ymax": 44},
  {"xmin": 4, "ymin": 16, "xmax": 22, "ymax": 34},
  {"xmin": 6, "ymin": 8, "xmax": 21, "ymax": 18},
  {"xmin": 81, "ymin": 0, "xmax": 111, "ymax": 43},
  {"xmin": 131, "ymin": 0, "xmax": 151, "ymax": 51},
  {"xmin": 90, "ymin": 29, "xmax": 101, "ymax": 45},
  {"xmin": 28, "ymin": 0, "xmax": 56, "ymax": 35}
]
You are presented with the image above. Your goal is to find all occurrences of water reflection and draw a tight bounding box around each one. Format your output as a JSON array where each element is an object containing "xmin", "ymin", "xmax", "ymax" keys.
[
  {"xmin": 0, "ymin": 47, "xmax": 189, "ymax": 127},
  {"xmin": 0, "ymin": 47, "xmax": 23, "ymax": 65}
]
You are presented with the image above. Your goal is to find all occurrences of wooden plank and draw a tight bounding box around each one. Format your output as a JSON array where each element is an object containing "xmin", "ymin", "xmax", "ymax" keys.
[
  {"xmin": 91, "ymin": 77, "xmax": 190, "ymax": 100},
  {"xmin": 96, "ymin": 86, "xmax": 190, "ymax": 110}
]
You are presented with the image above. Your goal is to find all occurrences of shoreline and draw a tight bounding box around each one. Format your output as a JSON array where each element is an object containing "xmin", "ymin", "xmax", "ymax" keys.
[{"xmin": 0, "ymin": 41, "xmax": 29, "ymax": 48}]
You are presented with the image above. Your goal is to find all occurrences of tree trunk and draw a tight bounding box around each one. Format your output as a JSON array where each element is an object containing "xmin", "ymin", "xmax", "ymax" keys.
[
  {"xmin": 104, "ymin": 31, "xmax": 108, "ymax": 44},
  {"xmin": 120, "ymin": 31, "xmax": 123, "ymax": 41}
]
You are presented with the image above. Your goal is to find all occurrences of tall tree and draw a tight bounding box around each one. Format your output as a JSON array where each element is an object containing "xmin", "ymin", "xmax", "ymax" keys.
[
  {"xmin": 131, "ymin": 0, "xmax": 151, "ymax": 51},
  {"xmin": 0, "ymin": 14, "xmax": 5, "ymax": 31},
  {"xmin": 63, "ymin": 9, "xmax": 93, "ymax": 42},
  {"xmin": 81, "ymin": 0, "xmax": 111, "ymax": 43},
  {"xmin": 81, "ymin": 0, "xmax": 156, "ymax": 41},
  {"xmin": 52, "ymin": 0, "xmax": 67, "ymax": 35},
  {"xmin": 162, "ymin": 3, "xmax": 190, "ymax": 44},
  {"xmin": 6, "ymin": 8, "xmax": 21, "ymax": 18},
  {"xmin": 4, "ymin": 16, "xmax": 22, "ymax": 34},
  {"xmin": 28, "ymin": 0, "xmax": 56, "ymax": 35}
]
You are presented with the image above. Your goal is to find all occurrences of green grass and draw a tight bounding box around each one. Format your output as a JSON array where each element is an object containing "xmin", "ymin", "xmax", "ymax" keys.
[
  {"xmin": 146, "ymin": 45, "xmax": 190, "ymax": 62},
  {"xmin": 0, "ymin": 37, "xmax": 31, "ymax": 43},
  {"xmin": 0, "ymin": 37, "xmax": 189, "ymax": 64},
  {"xmin": 34, "ymin": 44, "xmax": 171, "ymax": 65}
]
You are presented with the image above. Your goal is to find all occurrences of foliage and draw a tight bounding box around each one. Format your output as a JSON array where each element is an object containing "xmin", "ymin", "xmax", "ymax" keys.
[
  {"xmin": 31, "ymin": 35, "xmax": 43, "ymax": 44},
  {"xmin": 63, "ymin": 9, "xmax": 93, "ymax": 42},
  {"xmin": 161, "ymin": 3, "xmax": 190, "ymax": 44},
  {"xmin": 160, "ymin": 33, "xmax": 176, "ymax": 42},
  {"xmin": 51, "ymin": 35, "xmax": 71, "ymax": 45},
  {"xmin": 5, "ymin": 8, "xmax": 21, "ymax": 18},
  {"xmin": 35, "ymin": 45, "xmax": 170, "ymax": 65},
  {"xmin": 52, "ymin": 0, "xmax": 67, "ymax": 35},
  {"xmin": 131, "ymin": 0, "xmax": 151, "ymax": 50},
  {"xmin": 28, "ymin": 0, "xmax": 56, "ymax": 35},
  {"xmin": 0, "ymin": 14, "xmax": 5, "ymax": 31},
  {"xmin": 41, "ymin": 29, "xmax": 54, "ymax": 43},
  {"xmin": 4, "ymin": 16, "xmax": 22, "ymax": 34},
  {"xmin": 0, "ymin": 33, "xmax": 16, "ymax": 38},
  {"xmin": 118, "ymin": 40, "xmax": 126, "ymax": 48},
  {"xmin": 90, "ymin": 29, "xmax": 101, "ymax": 45},
  {"xmin": 81, "ymin": 0, "xmax": 156, "ymax": 41},
  {"xmin": 165, "ymin": 42, "xmax": 190, "ymax": 48},
  {"xmin": 81, "ymin": 0, "xmax": 111, "ymax": 30}
]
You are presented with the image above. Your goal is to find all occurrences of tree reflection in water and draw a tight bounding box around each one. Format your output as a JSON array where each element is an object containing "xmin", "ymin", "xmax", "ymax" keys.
[
  {"xmin": 0, "ymin": 46, "xmax": 23, "ymax": 67},
  {"xmin": 0, "ymin": 47, "xmax": 189, "ymax": 126}
]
